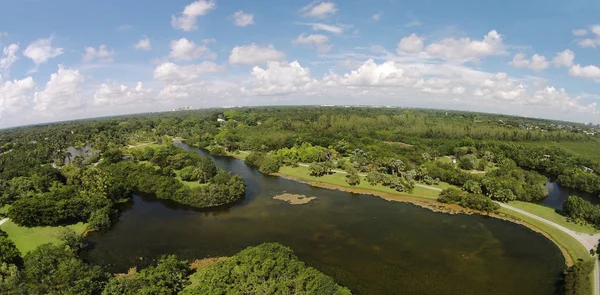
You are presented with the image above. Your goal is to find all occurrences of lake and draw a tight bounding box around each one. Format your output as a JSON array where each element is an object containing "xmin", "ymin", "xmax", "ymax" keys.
[
  {"xmin": 83, "ymin": 142, "xmax": 565, "ymax": 295},
  {"xmin": 541, "ymin": 180, "xmax": 600, "ymax": 210}
]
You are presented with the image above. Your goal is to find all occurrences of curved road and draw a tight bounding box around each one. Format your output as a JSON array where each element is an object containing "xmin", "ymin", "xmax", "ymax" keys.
[{"xmin": 297, "ymin": 164, "xmax": 600, "ymax": 295}]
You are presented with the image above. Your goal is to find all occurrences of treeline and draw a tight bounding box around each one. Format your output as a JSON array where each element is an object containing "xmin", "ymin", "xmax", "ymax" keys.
[
  {"xmin": 438, "ymin": 188, "xmax": 500, "ymax": 213},
  {"xmin": 4, "ymin": 143, "xmax": 245, "ymax": 230},
  {"xmin": 562, "ymin": 195, "xmax": 600, "ymax": 228},
  {"xmin": 0, "ymin": 234, "xmax": 351, "ymax": 295}
]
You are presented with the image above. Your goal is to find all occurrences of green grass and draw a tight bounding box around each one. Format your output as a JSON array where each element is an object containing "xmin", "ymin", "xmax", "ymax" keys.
[
  {"xmin": 0, "ymin": 220, "xmax": 88, "ymax": 254},
  {"xmin": 128, "ymin": 143, "xmax": 162, "ymax": 150},
  {"xmin": 278, "ymin": 166, "xmax": 441, "ymax": 199},
  {"xmin": 226, "ymin": 151, "xmax": 250, "ymax": 160},
  {"xmin": 508, "ymin": 201, "xmax": 600, "ymax": 234},
  {"xmin": 510, "ymin": 140, "xmax": 600, "ymax": 163},
  {"xmin": 498, "ymin": 207, "xmax": 591, "ymax": 262}
]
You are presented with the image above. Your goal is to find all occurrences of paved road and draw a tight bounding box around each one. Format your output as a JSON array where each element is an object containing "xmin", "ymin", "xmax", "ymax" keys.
[{"xmin": 0, "ymin": 218, "xmax": 8, "ymax": 226}]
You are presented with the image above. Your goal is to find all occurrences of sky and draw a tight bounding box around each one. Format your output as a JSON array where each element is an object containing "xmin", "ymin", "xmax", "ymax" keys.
[{"xmin": 1, "ymin": 0, "xmax": 600, "ymax": 127}]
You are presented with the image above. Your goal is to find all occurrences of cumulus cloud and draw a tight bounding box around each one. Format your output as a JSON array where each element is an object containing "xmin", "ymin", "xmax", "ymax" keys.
[
  {"xmin": 293, "ymin": 34, "xmax": 332, "ymax": 52},
  {"xmin": 94, "ymin": 82, "xmax": 153, "ymax": 106},
  {"xmin": 242, "ymin": 61, "xmax": 317, "ymax": 95},
  {"xmin": 0, "ymin": 44, "xmax": 19, "ymax": 75},
  {"xmin": 473, "ymin": 72, "xmax": 526, "ymax": 101},
  {"xmin": 0, "ymin": 77, "xmax": 35, "ymax": 113},
  {"xmin": 576, "ymin": 25, "xmax": 600, "ymax": 48},
  {"xmin": 425, "ymin": 30, "xmax": 505, "ymax": 61},
  {"xmin": 232, "ymin": 11, "xmax": 254, "ymax": 27},
  {"xmin": 171, "ymin": 0, "xmax": 216, "ymax": 31},
  {"xmin": 33, "ymin": 65, "xmax": 85, "ymax": 112},
  {"xmin": 397, "ymin": 34, "xmax": 425, "ymax": 54},
  {"xmin": 552, "ymin": 49, "xmax": 574, "ymax": 67},
  {"xmin": 229, "ymin": 44, "xmax": 285, "ymax": 65},
  {"xmin": 569, "ymin": 64, "xmax": 600, "ymax": 82},
  {"xmin": 82, "ymin": 45, "xmax": 116, "ymax": 63},
  {"xmin": 300, "ymin": 1, "xmax": 337, "ymax": 18},
  {"xmin": 372, "ymin": 13, "xmax": 382, "ymax": 21},
  {"xmin": 325, "ymin": 59, "xmax": 412, "ymax": 87},
  {"xmin": 23, "ymin": 36, "xmax": 63, "ymax": 67},
  {"xmin": 530, "ymin": 87, "xmax": 597, "ymax": 114},
  {"xmin": 135, "ymin": 36, "xmax": 152, "ymax": 51},
  {"xmin": 154, "ymin": 62, "xmax": 226, "ymax": 84},
  {"xmin": 169, "ymin": 38, "xmax": 214, "ymax": 61},
  {"xmin": 508, "ymin": 53, "xmax": 549, "ymax": 72}
]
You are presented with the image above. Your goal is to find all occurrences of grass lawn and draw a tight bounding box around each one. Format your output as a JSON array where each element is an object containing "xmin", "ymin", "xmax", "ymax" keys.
[
  {"xmin": 0, "ymin": 220, "xmax": 88, "ymax": 254},
  {"xmin": 498, "ymin": 207, "xmax": 591, "ymax": 262},
  {"xmin": 278, "ymin": 166, "xmax": 441, "ymax": 199},
  {"xmin": 226, "ymin": 150, "xmax": 249, "ymax": 160},
  {"xmin": 508, "ymin": 201, "xmax": 600, "ymax": 235},
  {"xmin": 127, "ymin": 143, "xmax": 162, "ymax": 150}
]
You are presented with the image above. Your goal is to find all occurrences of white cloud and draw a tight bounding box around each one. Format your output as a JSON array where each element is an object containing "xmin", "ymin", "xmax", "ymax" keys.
[
  {"xmin": 232, "ymin": 11, "xmax": 254, "ymax": 27},
  {"xmin": 229, "ymin": 44, "xmax": 285, "ymax": 65},
  {"xmin": 0, "ymin": 77, "xmax": 35, "ymax": 113},
  {"xmin": 569, "ymin": 64, "xmax": 600, "ymax": 82},
  {"xmin": 242, "ymin": 61, "xmax": 317, "ymax": 95},
  {"xmin": 397, "ymin": 34, "xmax": 425, "ymax": 54},
  {"xmin": 301, "ymin": 1, "xmax": 337, "ymax": 18},
  {"xmin": 576, "ymin": 25, "xmax": 600, "ymax": 48},
  {"xmin": 325, "ymin": 59, "xmax": 412, "ymax": 87},
  {"xmin": 307, "ymin": 23, "xmax": 344, "ymax": 34},
  {"xmin": 33, "ymin": 65, "xmax": 85, "ymax": 112},
  {"xmin": 425, "ymin": 30, "xmax": 505, "ymax": 61},
  {"xmin": 293, "ymin": 34, "xmax": 332, "ymax": 52},
  {"xmin": 552, "ymin": 49, "xmax": 574, "ymax": 67},
  {"xmin": 135, "ymin": 36, "xmax": 152, "ymax": 51},
  {"xmin": 171, "ymin": 0, "xmax": 216, "ymax": 31},
  {"xmin": 452, "ymin": 86, "xmax": 465, "ymax": 94},
  {"xmin": 83, "ymin": 45, "xmax": 116, "ymax": 63},
  {"xmin": 23, "ymin": 36, "xmax": 63, "ymax": 67},
  {"xmin": 154, "ymin": 62, "xmax": 226, "ymax": 84},
  {"xmin": 530, "ymin": 87, "xmax": 597, "ymax": 114},
  {"xmin": 372, "ymin": 13, "xmax": 382, "ymax": 21},
  {"xmin": 509, "ymin": 53, "xmax": 549, "ymax": 72},
  {"xmin": 0, "ymin": 44, "xmax": 19, "ymax": 74},
  {"xmin": 573, "ymin": 29, "xmax": 587, "ymax": 36},
  {"xmin": 473, "ymin": 72, "xmax": 526, "ymax": 101},
  {"xmin": 169, "ymin": 38, "xmax": 214, "ymax": 61},
  {"xmin": 94, "ymin": 82, "xmax": 153, "ymax": 106}
]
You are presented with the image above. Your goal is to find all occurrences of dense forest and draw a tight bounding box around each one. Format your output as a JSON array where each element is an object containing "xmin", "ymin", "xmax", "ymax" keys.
[{"xmin": 0, "ymin": 106, "xmax": 598, "ymax": 294}]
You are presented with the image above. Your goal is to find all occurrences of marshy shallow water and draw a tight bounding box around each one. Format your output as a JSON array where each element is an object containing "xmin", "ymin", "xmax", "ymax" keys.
[{"xmin": 83, "ymin": 142, "xmax": 565, "ymax": 295}]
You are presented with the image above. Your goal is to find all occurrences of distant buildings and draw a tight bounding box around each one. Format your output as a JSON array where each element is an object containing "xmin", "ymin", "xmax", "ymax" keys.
[{"xmin": 171, "ymin": 106, "xmax": 194, "ymax": 111}]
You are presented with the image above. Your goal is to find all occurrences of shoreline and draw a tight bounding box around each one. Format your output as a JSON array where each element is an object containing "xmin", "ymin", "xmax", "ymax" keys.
[{"xmin": 273, "ymin": 172, "xmax": 574, "ymax": 266}]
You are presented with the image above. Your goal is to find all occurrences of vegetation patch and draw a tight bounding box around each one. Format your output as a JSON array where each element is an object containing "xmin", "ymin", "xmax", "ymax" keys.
[
  {"xmin": 273, "ymin": 193, "xmax": 317, "ymax": 205},
  {"xmin": 0, "ymin": 220, "xmax": 87, "ymax": 254}
]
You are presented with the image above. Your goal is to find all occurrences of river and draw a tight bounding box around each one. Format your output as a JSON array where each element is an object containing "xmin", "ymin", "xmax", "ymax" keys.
[{"xmin": 83, "ymin": 142, "xmax": 565, "ymax": 295}]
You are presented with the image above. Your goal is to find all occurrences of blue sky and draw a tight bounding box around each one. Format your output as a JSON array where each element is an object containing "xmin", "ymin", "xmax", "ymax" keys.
[{"xmin": 1, "ymin": 0, "xmax": 600, "ymax": 127}]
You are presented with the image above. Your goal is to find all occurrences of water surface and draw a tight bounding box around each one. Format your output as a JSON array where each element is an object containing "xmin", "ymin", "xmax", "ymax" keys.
[
  {"xmin": 84, "ymin": 142, "xmax": 565, "ymax": 295},
  {"xmin": 541, "ymin": 180, "xmax": 600, "ymax": 210}
]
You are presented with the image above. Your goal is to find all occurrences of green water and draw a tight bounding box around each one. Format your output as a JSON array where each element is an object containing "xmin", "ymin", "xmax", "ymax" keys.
[{"xmin": 84, "ymin": 142, "xmax": 565, "ymax": 295}]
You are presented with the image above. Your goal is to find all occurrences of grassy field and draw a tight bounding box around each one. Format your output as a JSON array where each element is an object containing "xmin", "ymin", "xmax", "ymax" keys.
[
  {"xmin": 278, "ymin": 166, "xmax": 443, "ymax": 199},
  {"xmin": 508, "ymin": 201, "xmax": 600, "ymax": 235},
  {"xmin": 0, "ymin": 220, "xmax": 88, "ymax": 254},
  {"xmin": 509, "ymin": 140, "xmax": 600, "ymax": 163},
  {"xmin": 127, "ymin": 142, "xmax": 162, "ymax": 150},
  {"xmin": 226, "ymin": 150, "xmax": 249, "ymax": 160}
]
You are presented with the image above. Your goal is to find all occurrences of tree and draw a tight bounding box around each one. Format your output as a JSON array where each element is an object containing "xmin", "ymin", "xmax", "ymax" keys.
[
  {"xmin": 564, "ymin": 259, "xmax": 594, "ymax": 295},
  {"xmin": 197, "ymin": 157, "xmax": 217, "ymax": 183},
  {"xmin": 416, "ymin": 166, "xmax": 428, "ymax": 181},
  {"xmin": 366, "ymin": 171, "xmax": 384, "ymax": 186},
  {"xmin": 459, "ymin": 154, "xmax": 477, "ymax": 170},
  {"xmin": 0, "ymin": 230, "xmax": 21, "ymax": 266},
  {"xmin": 258, "ymin": 156, "xmax": 281, "ymax": 174},
  {"xmin": 345, "ymin": 168, "xmax": 360, "ymax": 186}
]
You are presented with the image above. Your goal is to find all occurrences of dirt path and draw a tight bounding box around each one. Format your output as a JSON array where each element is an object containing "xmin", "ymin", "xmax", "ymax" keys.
[{"xmin": 0, "ymin": 218, "xmax": 8, "ymax": 226}]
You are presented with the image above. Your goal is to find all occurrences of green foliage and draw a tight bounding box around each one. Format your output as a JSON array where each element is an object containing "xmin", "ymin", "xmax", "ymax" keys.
[
  {"xmin": 258, "ymin": 156, "xmax": 282, "ymax": 174},
  {"xmin": 438, "ymin": 188, "xmax": 500, "ymax": 213},
  {"xmin": 562, "ymin": 195, "xmax": 600, "ymax": 227},
  {"xmin": 207, "ymin": 146, "xmax": 226, "ymax": 156},
  {"xmin": 345, "ymin": 167, "xmax": 360, "ymax": 186},
  {"xmin": 179, "ymin": 166, "xmax": 200, "ymax": 182},
  {"xmin": 458, "ymin": 154, "xmax": 477, "ymax": 170},
  {"xmin": 563, "ymin": 259, "xmax": 594, "ymax": 295},
  {"xmin": 102, "ymin": 255, "xmax": 189, "ymax": 295},
  {"xmin": 182, "ymin": 243, "xmax": 352, "ymax": 295},
  {"xmin": 17, "ymin": 243, "xmax": 108, "ymax": 295},
  {"xmin": 0, "ymin": 230, "xmax": 21, "ymax": 266},
  {"xmin": 88, "ymin": 206, "xmax": 113, "ymax": 231},
  {"xmin": 309, "ymin": 161, "xmax": 332, "ymax": 177}
]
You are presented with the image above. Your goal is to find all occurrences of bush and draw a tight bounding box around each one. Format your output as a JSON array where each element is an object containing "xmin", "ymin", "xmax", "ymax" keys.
[
  {"xmin": 258, "ymin": 156, "xmax": 281, "ymax": 174},
  {"xmin": 438, "ymin": 188, "xmax": 499, "ymax": 213},
  {"xmin": 208, "ymin": 146, "xmax": 226, "ymax": 156},
  {"xmin": 179, "ymin": 166, "xmax": 200, "ymax": 182},
  {"xmin": 88, "ymin": 207, "xmax": 112, "ymax": 231}
]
